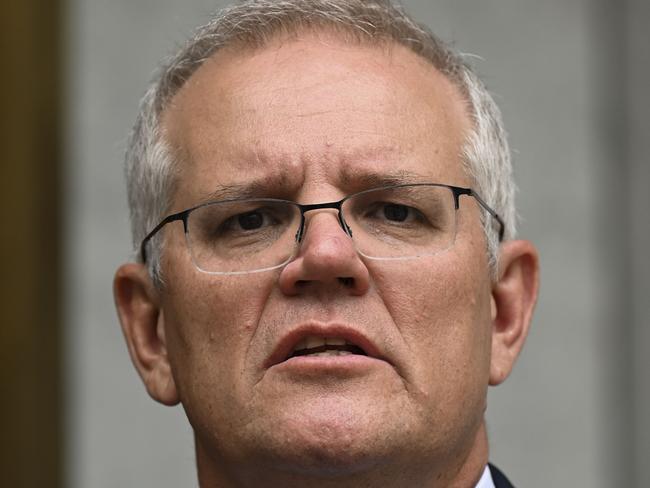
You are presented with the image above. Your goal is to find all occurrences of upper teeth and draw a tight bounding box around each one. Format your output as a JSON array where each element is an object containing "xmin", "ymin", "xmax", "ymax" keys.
[{"xmin": 294, "ymin": 336, "xmax": 348, "ymax": 352}]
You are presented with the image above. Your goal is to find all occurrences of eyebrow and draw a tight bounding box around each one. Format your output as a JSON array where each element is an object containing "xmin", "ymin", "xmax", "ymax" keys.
[
  {"xmin": 201, "ymin": 182, "xmax": 264, "ymax": 202},
  {"xmin": 341, "ymin": 169, "xmax": 431, "ymax": 193},
  {"xmin": 198, "ymin": 173, "xmax": 298, "ymax": 204},
  {"xmin": 198, "ymin": 169, "xmax": 429, "ymax": 205}
]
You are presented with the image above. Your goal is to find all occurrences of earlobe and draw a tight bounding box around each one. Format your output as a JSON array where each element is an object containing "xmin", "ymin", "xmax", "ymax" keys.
[
  {"xmin": 489, "ymin": 240, "xmax": 539, "ymax": 386},
  {"xmin": 113, "ymin": 263, "xmax": 180, "ymax": 405}
]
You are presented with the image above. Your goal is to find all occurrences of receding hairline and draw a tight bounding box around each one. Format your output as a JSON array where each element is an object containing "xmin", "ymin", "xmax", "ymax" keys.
[
  {"xmin": 157, "ymin": 23, "xmax": 474, "ymax": 168},
  {"xmin": 161, "ymin": 25, "xmax": 471, "ymax": 125},
  {"xmin": 154, "ymin": 21, "xmax": 471, "ymax": 123}
]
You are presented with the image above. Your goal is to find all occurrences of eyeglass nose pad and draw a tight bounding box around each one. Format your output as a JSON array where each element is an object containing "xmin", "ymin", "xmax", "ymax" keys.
[
  {"xmin": 294, "ymin": 211, "xmax": 353, "ymax": 243},
  {"xmin": 294, "ymin": 214, "xmax": 305, "ymax": 242},
  {"xmin": 338, "ymin": 213, "xmax": 353, "ymax": 238}
]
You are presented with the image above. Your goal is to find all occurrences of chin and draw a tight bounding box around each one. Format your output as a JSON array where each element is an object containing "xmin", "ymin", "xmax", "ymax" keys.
[
  {"xmin": 263, "ymin": 428, "xmax": 390, "ymax": 478},
  {"xmin": 244, "ymin": 395, "xmax": 410, "ymax": 477}
]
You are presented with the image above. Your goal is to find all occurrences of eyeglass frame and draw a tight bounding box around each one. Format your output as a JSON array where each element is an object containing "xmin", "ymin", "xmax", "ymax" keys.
[{"xmin": 139, "ymin": 183, "xmax": 505, "ymax": 265}]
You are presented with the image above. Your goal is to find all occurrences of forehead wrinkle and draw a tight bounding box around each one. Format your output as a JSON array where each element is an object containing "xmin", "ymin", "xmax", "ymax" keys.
[
  {"xmin": 328, "ymin": 142, "xmax": 423, "ymax": 189},
  {"xmin": 196, "ymin": 167, "xmax": 304, "ymax": 204},
  {"xmin": 338, "ymin": 168, "xmax": 432, "ymax": 192},
  {"xmin": 171, "ymin": 139, "xmax": 308, "ymax": 199}
]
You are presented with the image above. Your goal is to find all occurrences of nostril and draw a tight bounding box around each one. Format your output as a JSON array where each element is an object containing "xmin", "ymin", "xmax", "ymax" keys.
[{"xmin": 338, "ymin": 277, "xmax": 354, "ymax": 287}]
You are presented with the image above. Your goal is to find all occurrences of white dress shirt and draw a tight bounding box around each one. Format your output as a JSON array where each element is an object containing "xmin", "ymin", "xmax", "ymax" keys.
[{"xmin": 475, "ymin": 465, "xmax": 496, "ymax": 488}]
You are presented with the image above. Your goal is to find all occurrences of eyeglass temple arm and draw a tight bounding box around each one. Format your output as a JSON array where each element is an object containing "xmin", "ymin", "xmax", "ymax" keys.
[
  {"xmin": 467, "ymin": 191, "xmax": 505, "ymax": 242},
  {"xmin": 139, "ymin": 213, "xmax": 186, "ymax": 263}
]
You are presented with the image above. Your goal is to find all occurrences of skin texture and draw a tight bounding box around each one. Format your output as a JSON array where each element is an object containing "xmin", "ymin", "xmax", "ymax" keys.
[{"xmin": 114, "ymin": 31, "xmax": 539, "ymax": 488}]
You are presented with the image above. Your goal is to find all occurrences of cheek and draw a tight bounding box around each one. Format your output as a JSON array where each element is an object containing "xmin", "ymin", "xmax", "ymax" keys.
[
  {"xmin": 370, "ymin": 249, "xmax": 492, "ymax": 391},
  {"xmin": 161, "ymin": 257, "xmax": 276, "ymax": 402}
]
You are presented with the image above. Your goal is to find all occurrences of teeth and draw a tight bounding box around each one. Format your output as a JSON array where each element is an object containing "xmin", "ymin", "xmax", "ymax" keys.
[
  {"xmin": 291, "ymin": 337, "xmax": 353, "ymax": 353},
  {"xmin": 289, "ymin": 336, "xmax": 365, "ymax": 358},
  {"xmin": 325, "ymin": 337, "xmax": 345, "ymax": 346},
  {"xmin": 305, "ymin": 337, "xmax": 326, "ymax": 349},
  {"xmin": 308, "ymin": 350, "xmax": 353, "ymax": 357}
]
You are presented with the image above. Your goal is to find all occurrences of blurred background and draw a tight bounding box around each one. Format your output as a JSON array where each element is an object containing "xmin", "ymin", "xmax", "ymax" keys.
[{"xmin": 1, "ymin": 0, "xmax": 648, "ymax": 486}]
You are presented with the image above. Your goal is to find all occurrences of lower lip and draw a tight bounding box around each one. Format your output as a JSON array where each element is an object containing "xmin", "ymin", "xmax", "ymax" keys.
[{"xmin": 270, "ymin": 354, "xmax": 387, "ymax": 375}]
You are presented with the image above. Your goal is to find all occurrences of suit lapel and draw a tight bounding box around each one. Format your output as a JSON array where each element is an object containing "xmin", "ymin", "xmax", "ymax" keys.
[{"xmin": 488, "ymin": 463, "xmax": 515, "ymax": 488}]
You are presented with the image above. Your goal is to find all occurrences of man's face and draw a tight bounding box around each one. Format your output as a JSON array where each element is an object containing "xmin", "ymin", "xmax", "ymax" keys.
[{"xmin": 159, "ymin": 33, "xmax": 493, "ymax": 477}]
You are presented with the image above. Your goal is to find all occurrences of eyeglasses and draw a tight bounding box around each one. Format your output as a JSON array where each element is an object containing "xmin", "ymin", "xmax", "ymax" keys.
[{"xmin": 140, "ymin": 183, "xmax": 504, "ymax": 275}]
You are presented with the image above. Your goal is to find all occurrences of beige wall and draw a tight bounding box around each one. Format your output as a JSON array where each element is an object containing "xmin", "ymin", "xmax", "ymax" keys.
[{"xmin": 64, "ymin": 1, "xmax": 649, "ymax": 486}]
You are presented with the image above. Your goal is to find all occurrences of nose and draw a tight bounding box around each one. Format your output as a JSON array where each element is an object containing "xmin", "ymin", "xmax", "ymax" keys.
[{"xmin": 278, "ymin": 211, "xmax": 370, "ymax": 296}]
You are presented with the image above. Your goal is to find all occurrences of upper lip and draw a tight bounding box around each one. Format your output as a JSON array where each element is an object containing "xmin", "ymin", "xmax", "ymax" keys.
[{"xmin": 264, "ymin": 323, "xmax": 386, "ymax": 368}]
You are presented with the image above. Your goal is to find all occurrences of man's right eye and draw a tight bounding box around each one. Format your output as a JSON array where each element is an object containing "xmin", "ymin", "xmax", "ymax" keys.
[{"xmin": 219, "ymin": 208, "xmax": 277, "ymax": 233}]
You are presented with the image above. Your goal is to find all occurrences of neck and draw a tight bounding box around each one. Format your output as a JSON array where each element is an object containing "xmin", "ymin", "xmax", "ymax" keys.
[{"xmin": 195, "ymin": 421, "xmax": 489, "ymax": 488}]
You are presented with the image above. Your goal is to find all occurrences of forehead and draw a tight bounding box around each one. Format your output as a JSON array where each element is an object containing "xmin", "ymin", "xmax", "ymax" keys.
[{"xmin": 162, "ymin": 32, "xmax": 472, "ymax": 207}]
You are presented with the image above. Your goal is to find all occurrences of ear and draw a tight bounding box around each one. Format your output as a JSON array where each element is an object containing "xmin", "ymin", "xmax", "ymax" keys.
[
  {"xmin": 113, "ymin": 263, "xmax": 179, "ymax": 405},
  {"xmin": 489, "ymin": 239, "xmax": 539, "ymax": 386}
]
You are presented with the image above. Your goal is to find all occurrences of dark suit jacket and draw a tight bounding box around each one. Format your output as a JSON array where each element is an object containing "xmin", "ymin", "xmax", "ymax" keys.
[{"xmin": 489, "ymin": 464, "xmax": 515, "ymax": 488}]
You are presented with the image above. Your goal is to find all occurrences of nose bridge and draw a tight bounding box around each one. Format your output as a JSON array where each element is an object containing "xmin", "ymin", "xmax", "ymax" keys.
[
  {"xmin": 297, "ymin": 200, "xmax": 349, "ymax": 242},
  {"xmin": 278, "ymin": 198, "xmax": 370, "ymax": 296}
]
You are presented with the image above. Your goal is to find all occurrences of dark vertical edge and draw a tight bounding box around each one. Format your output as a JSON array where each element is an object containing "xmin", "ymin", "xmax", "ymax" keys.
[
  {"xmin": 41, "ymin": 0, "xmax": 64, "ymax": 485},
  {"xmin": 0, "ymin": 1, "xmax": 63, "ymax": 487},
  {"xmin": 626, "ymin": 0, "xmax": 650, "ymax": 486},
  {"xmin": 589, "ymin": 1, "xmax": 635, "ymax": 486}
]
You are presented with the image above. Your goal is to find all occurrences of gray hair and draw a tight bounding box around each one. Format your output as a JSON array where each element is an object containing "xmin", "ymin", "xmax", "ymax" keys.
[{"xmin": 125, "ymin": 0, "xmax": 515, "ymax": 283}]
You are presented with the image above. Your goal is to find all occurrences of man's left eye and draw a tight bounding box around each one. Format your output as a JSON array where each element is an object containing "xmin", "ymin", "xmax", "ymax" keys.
[
  {"xmin": 237, "ymin": 211, "xmax": 266, "ymax": 230},
  {"xmin": 381, "ymin": 203, "xmax": 413, "ymax": 222}
]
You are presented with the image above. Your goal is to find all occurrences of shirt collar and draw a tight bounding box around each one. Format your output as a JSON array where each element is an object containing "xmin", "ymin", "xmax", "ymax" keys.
[{"xmin": 474, "ymin": 465, "xmax": 496, "ymax": 488}]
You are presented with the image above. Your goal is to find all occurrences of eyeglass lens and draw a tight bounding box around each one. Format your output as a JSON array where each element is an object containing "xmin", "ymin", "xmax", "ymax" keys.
[{"xmin": 184, "ymin": 185, "xmax": 458, "ymax": 275}]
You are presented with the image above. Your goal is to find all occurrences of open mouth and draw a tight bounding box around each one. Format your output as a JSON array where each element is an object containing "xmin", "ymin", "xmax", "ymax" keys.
[{"xmin": 288, "ymin": 337, "xmax": 368, "ymax": 359}]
